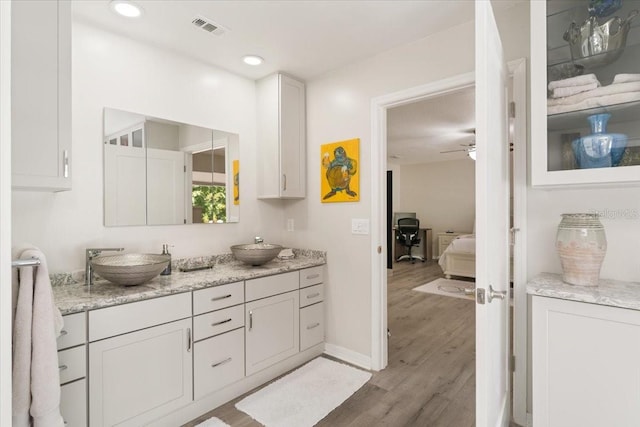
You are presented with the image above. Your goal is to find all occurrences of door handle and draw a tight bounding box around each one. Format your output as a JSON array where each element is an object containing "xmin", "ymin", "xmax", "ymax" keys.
[
  {"xmin": 476, "ymin": 285, "xmax": 507, "ymax": 304},
  {"xmin": 488, "ymin": 285, "xmax": 507, "ymax": 303},
  {"xmin": 186, "ymin": 327, "xmax": 192, "ymax": 352},
  {"xmin": 249, "ymin": 310, "xmax": 253, "ymax": 331}
]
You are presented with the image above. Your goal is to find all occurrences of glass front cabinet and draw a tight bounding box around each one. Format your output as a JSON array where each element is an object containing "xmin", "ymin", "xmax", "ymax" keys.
[{"xmin": 531, "ymin": 0, "xmax": 640, "ymax": 187}]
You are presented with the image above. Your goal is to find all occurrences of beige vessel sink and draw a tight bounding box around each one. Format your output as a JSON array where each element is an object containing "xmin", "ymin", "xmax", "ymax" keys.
[
  {"xmin": 91, "ymin": 253, "xmax": 170, "ymax": 286},
  {"xmin": 230, "ymin": 243, "xmax": 283, "ymax": 266}
]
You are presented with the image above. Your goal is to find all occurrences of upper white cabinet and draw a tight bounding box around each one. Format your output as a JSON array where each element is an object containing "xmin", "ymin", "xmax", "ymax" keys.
[
  {"xmin": 257, "ymin": 73, "xmax": 306, "ymax": 198},
  {"xmin": 11, "ymin": 0, "xmax": 72, "ymax": 191},
  {"xmin": 531, "ymin": 1, "xmax": 640, "ymax": 187}
]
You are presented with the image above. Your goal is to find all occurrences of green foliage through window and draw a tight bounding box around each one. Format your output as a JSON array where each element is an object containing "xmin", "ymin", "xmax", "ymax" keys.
[{"xmin": 192, "ymin": 185, "xmax": 226, "ymax": 223}]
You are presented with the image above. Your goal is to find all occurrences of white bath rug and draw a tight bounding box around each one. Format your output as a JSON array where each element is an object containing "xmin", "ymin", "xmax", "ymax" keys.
[
  {"xmin": 413, "ymin": 278, "xmax": 475, "ymax": 301},
  {"xmin": 235, "ymin": 357, "xmax": 371, "ymax": 427},
  {"xmin": 194, "ymin": 416, "xmax": 230, "ymax": 427}
]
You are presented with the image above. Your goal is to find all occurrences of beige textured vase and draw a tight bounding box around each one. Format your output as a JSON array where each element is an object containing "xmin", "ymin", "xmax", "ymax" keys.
[{"xmin": 556, "ymin": 213, "xmax": 607, "ymax": 287}]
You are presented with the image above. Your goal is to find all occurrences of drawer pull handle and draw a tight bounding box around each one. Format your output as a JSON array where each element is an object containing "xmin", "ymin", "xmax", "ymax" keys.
[
  {"xmin": 306, "ymin": 293, "xmax": 320, "ymax": 299},
  {"xmin": 211, "ymin": 318, "xmax": 232, "ymax": 327},
  {"xmin": 306, "ymin": 274, "xmax": 320, "ymax": 279},
  {"xmin": 211, "ymin": 357, "xmax": 232, "ymax": 368},
  {"xmin": 58, "ymin": 364, "xmax": 68, "ymax": 371},
  {"xmin": 306, "ymin": 323, "xmax": 320, "ymax": 330},
  {"xmin": 58, "ymin": 330, "xmax": 68, "ymax": 337},
  {"xmin": 211, "ymin": 294, "xmax": 232, "ymax": 302}
]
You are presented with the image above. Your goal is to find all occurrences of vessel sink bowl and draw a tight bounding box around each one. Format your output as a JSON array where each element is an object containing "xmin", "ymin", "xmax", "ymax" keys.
[
  {"xmin": 91, "ymin": 253, "xmax": 170, "ymax": 286},
  {"xmin": 230, "ymin": 243, "xmax": 283, "ymax": 266}
]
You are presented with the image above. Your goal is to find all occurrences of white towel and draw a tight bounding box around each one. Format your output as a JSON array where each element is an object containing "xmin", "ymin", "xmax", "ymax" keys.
[
  {"xmin": 612, "ymin": 74, "xmax": 640, "ymax": 84},
  {"xmin": 548, "ymin": 73, "xmax": 600, "ymax": 90},
  {"xmin": 552, "ymin": 82, "xmax": 599, "ymax": 98},
  {"xmin": 548, "ymin": 91, "xmax": 640, "ymax": 115},
  {"xmin": 548, "ymin": 81, "xmax": 640, "ymax": 107},
  {"xmin": 12, "ymin": 246, "xmax": 65, "ymax": 427}
]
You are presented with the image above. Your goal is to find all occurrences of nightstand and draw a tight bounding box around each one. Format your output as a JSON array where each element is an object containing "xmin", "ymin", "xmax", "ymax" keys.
[{"xmin": 437, "ymin": 232, "xmax": 466, "ymax": 258}]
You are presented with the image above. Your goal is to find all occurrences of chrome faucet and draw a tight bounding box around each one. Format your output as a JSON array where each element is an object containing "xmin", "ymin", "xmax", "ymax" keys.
[
  {"xmin": 85, "ymin": 247, "xmax": 124, "ymax": 286},
  {"xmin": 254, "ymin": 236, "xmax": 264, "ymax": 244}
]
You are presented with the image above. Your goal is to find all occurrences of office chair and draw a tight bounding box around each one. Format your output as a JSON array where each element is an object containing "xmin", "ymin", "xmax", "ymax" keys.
[{"xmin": 396, "ymin": 218, "xmax": 424, "ymax": 264}]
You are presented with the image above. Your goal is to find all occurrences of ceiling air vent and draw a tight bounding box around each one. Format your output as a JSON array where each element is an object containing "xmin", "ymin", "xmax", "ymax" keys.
[{"xmin": 191, "ymin": 15, "xmax": 227, "ymax": 36}]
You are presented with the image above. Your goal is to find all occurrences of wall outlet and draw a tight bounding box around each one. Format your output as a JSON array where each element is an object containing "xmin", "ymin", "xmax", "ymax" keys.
[
  {"xmin": 351, "ymin": 218, "xmax": 369, "ymax": 235},
  {"xmin": 287, "ymin": 218, "xmax": 295, "ymax": 232}
]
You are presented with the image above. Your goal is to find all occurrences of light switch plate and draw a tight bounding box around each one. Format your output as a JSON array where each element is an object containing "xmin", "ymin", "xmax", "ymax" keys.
[{"xmin": 351, "ymin": 218, "xmax": 370, "ymax": 235}]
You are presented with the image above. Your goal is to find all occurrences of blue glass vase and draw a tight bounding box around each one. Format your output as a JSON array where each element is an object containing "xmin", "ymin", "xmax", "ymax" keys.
[{"xmin": 572, "ymin": 113, "xmax": 628, "ymax": 169}]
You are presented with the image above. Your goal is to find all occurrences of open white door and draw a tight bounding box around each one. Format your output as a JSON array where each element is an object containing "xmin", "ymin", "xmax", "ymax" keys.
[{"xmin": 475, "ymin": 1, "xmax": 511, "ymax": 426}]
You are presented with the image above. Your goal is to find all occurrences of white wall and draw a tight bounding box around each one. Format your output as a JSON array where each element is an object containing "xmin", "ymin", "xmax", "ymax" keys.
[
  {"xmin": 397, "ymin": 159, "xmax": 475, "ymax": 243},
  {"xmin": 282, "ymin": 2, "xmax": 530, "ymax": 362},
  {"xmin": 11, "ymin": 22, "xmax": 285, "ymax": 273}
]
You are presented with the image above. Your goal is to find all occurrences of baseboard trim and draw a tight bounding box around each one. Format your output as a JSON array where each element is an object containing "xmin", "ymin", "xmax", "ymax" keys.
[{"xmin": 324, "ymin": 343, "xmax": 372, "ymax": 370}]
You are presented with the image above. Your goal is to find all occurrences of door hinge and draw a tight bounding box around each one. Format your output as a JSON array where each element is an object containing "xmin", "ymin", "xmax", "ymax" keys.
[{"xmin": 509, "ymin": 101, "xmax": 516, "ymax": 118}]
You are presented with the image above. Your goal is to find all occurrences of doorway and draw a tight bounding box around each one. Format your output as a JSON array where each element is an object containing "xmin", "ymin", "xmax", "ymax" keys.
[{"xmin": 370, "ymin": 60, "xmax": 528, "ymax": 425}]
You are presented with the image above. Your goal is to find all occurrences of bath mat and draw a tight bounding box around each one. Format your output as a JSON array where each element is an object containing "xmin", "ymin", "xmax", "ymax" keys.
[
  {"xmin": 194, "ymin": 416, "xmax": 229, "ymax": 427},
  {"xmin": 413, "ymin": 278, "xmax": 475, "ymax": 301},
  {"xmin": 235, "ymin": 357, "xmax": 371, "ymax": 427}
]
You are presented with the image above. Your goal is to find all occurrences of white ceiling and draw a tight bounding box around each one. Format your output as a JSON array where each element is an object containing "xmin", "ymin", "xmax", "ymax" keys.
[
  {"xmin": 73, "ymin": 1, "xmax": 519, "ymax": 164},
  {"xmin": 387, "ymin": 87, "xmax": 476, "ymax": 165}
]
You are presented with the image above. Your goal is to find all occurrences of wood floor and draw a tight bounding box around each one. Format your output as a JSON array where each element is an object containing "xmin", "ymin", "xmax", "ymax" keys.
[{"xmin": 184, "ymin": 260, "xmax": 479, "ymax": 427}]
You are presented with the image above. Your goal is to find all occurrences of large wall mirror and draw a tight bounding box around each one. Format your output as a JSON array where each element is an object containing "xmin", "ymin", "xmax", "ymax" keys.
[{"xmin": 103, "ymin": 108, "xmax": 240, "ymax": 226}]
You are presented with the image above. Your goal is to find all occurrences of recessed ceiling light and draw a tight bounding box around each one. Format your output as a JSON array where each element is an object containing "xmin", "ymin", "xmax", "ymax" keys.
[
  {"xmin": 242, "ymin": 55, "xmax": 264, "ymax": 66},
  {"xmin": 110, "ymin": 0, "xmax": 143, "ymax": 18}
]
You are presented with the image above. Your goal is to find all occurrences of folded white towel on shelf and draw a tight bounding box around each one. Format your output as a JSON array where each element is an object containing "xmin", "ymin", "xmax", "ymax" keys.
[
  {"xmin": 612, "ymin": 74, "xmax": 640, "ymax": 84},
  {"xmin": 12, "ymin": 246, "xmax": 65, "ymax": 427},
  {"xmin": 548, "ymin": 91, "xmax": 640, "ymax": 115},
  {"xmin": 548, "ymin": 81, "xmax": 640, "ymax": 107},
  {"xmin": 548, "ymin": 73, "xmax": 600, "ymax": 90},
  {"xmin": 551, "ymin": 82, "xmax": 599, "ymax": 98}
]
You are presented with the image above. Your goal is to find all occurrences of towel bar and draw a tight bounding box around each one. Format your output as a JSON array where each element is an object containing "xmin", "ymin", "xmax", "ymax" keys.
[{"xmin": 11, "ymin": 258, "xmax": 41, "ymax": 268}]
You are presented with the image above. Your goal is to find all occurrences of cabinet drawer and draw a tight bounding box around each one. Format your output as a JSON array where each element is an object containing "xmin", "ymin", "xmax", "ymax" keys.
[
  {"xmin": 300, "ymin": 266, "xmax": 323, "ymax": 288},
  {"xmin": 193, "ymin": 281, "xmax": 244, "ymax": 315},
  {"xmin": 61, "ymin": 378, "xmax": 87, "ymax": 427},
  {"xmin": 300, "ymin": 302, "xmax": 324, "ymax": 351},
  {"xmin": 300, "ymin": 284, "xmax": 323, "ymax": 308},
  {"xmin": 246, "ymin": 271, "xmax": 298, "ymax": 302},
  {"xmin": 193, "ymin": 305, "xmax": 244, "ymax": 342},
  {"xmin": 58, "ymin": 312, "xmax": 86, "ymax": 350},
  {"xmin": 194, "ymin": 328, "xmax": 245, "ymax": 400},
  {"xmin": 58, "ymin": 345, "xmax": 86, "ymax": 385},
  {"xmin": 89, "ymin": 292, "xmax": 191, "ymax": 342}
]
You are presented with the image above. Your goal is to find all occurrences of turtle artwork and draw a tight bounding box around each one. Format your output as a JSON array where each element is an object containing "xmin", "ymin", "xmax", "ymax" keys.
[{"xmin": 321, "ymin": 138, "xmax": 359, "ymax": 202}]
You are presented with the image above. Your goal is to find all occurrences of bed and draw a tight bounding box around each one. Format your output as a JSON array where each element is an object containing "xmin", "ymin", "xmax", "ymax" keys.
[
  {"xmin": 438, "ymin": 233, "xmax": 514, "ymax": 280},
  {"xmin": 438, "ymin": 234, "xmax": 477, "ymax": 279}
]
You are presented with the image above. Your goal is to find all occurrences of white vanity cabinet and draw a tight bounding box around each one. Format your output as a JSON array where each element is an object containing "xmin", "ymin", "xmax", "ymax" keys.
[
  {"xmin": 299, "ymin": 266, "xmax": 325, "ymax": 351},
  {"xmin": 245, "ymin": 272, "xmax": 300, "ymax": 375},
  {"xmin": 11, "ymin": 0, "xmax": 72, "ymax": 191},
  {"xmin": 257, "ymin": 73, "xmax": 306, "ymax": 199},
  {"xmin": 532, "ymin": 296, "xmax": 640, "ymax": 427},
  {"xmin": 88, "ymin": 293, "xmax": 192, "ymax": 427},
  {"xmin": 58, "ymin": 312, "xmax": 87, "ymax": 427},
  {"xmin": 531, "ymin": 1, "xmax": 640, "ymax": 187},
  {"xmin": 192, "ymin": 282, "xmax": 246, "ymax": 400}
]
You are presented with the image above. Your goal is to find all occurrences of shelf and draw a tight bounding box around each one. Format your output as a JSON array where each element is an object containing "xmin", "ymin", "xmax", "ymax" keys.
[{"xmin": 548, "ymin": 99, "xmax": 640, "ymax": 129}]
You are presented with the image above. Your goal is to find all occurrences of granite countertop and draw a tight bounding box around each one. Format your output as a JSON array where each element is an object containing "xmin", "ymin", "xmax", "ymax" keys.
[
  {"xmin": 527, "ymin": 272, "xmax": 640, "ymax": 311},
  {"xmin": 54, "ymin": 250, "xmax": 326, "ymax": 315}
]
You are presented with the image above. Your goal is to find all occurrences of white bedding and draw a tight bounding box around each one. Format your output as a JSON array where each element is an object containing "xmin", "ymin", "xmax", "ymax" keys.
[{"xmin": 438, "ymin": 234, "xmax": 476, "ymax": 276}]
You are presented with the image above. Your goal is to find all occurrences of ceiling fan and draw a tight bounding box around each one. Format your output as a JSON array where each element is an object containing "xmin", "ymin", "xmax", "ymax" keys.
[{"xmin": 440, "ymin": 128, "xmax": 476, "ymax": 159}]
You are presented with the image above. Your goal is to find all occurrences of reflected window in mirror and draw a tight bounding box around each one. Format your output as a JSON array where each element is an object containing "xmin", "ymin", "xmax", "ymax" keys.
[{"xmin": 103, "ymin": 108, "xmax": 240, "ymax": 226}]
